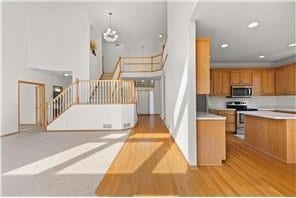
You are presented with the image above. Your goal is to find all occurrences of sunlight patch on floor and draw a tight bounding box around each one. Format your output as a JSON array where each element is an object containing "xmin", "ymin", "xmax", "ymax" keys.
[
  {"xmin": 107, "ymin": 142, "xmax": 163, "ymax": 174},
  {"xmin": 3, "ymin": 143, "xmax": 104, "ymax": 175},
  {"xmin": 152, "ymin": 144, "xmax": 188, "ymax": 174},
  {"xmin": 56, "ymin": 142, "xmax": 123, "ymax": 174},
  {"xmin": 101, "ymin": 133, "xmax": 128, "ymax": 139}
]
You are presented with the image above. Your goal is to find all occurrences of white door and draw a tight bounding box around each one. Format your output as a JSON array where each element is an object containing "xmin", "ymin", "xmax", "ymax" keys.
[{"xmin": 137, "ymin": 90, "xmax": 149, "ymax": 114}]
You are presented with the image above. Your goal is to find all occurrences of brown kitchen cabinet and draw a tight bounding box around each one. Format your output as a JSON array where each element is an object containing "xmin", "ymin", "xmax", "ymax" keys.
[
  {"xmin": 196, "ymin": 38, "xmax": 210, "ymax": 94},
  {"xmin": 261, "ymin": 68, "xmax": 275, "ymax": 95},
  {"xmin": 253, "ymin": 68, "xmax": 275, "ymax": 95},
  {"xmin": 252, "ymin": 69, "xmax": 262, "ymax": 96},
  {"xmin": 210, "ymin": 68, "xmax": 231, "ymax": 96},
  {"xmin": 196, "ymin": 119, "xmax": 226, "ymax": 166},
  {"xmin": 231, "ymin": 69, "xmax": 253, "ymax": 85},
  {"xmin": 210, "ymin": 64, "xmax": 295, "ymax": 96},
  {"xmin": 275, "ymin": 66, "xmax": 285, "ymax": 95},
  {"xmin": 275, "ymin": 64, "xmax": 296, "ymax": 95},
  {"xmin": 209, "ymin": 109, "xmax": 236, "ymax": 133}
]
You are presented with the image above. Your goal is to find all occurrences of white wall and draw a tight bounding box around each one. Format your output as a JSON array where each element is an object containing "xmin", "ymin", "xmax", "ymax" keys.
[
  {"xmin": 27, "ymin": 5, "xmax": 90, "ymax": 80},
  {"xmin": 0, "ymin": 2, "xmax": 3, "ymax": 133},
  {"xmin": 164, "ymin": 2, "xmax": 197, "ymax": 166},
  {"xmin": 89, "ymin": 25, "xmax": 103, "ymax": 80},
  {"xmin": 152, "ymin": 80, "xmax": 161, "ymax": 114},
  {"xmin": 20, "ymin": 84, "xmax": 36, "ymax": 124},
  {"xmin": 103, "ymin": 42, "xmax": 126, "ymax": 73},
  {"xmin": 1, "ymin": 3, "xmax": 72, "ymax": 135},
  {"xmin": 47, "ymin": 104, "xmax": 137, "ymax": 131}
]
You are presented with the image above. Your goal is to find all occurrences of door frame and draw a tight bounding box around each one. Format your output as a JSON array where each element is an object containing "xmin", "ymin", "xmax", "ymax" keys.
[{"xmin": 18, "ymin": 80, "xmax": 46, "ymax": 132}]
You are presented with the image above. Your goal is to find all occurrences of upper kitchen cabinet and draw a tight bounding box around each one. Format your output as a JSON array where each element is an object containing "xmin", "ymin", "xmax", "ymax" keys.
[
  {"xmin": 210, "ymin": 68, "xmax": 231, "ymax": 96},
  {"xmin": 276, "ymin": 64, "xmax": 296, "ymax": 95},
  {"xmin": 252, "ymin": 69, "xmax": 262, "ymax": 96},
  {"xmin": 231, "ymin": 69, "xmax": 253, "ymax": 85},
  {"xmin": 196, "ymin": 38, "xmax": 210, "ymax": 94},
  {"xmin": 261, "ymin": 68, "xmax": 275, "ymax": 95}
]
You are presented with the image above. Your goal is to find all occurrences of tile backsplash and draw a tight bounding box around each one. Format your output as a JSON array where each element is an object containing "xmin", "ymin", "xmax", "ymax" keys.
[{"xmin": 208, "ymin": 96, "xmax": 296, "ymax": 109}]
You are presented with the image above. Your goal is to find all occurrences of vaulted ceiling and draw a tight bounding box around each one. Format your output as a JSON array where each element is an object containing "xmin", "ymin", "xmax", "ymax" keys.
[{"xmin": 33, "ymin": 2, "xmax": 167, "ymax": 44}]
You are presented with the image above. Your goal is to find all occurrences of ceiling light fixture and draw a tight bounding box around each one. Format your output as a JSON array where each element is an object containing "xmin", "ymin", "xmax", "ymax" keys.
[
  {"xmin": 259, "ymin": 55, "xmax": 266, "ymax": 59},
  {"xmin": 158, "ymin": 34, "xmax": 163, "ymax": 39},
  {"xmin": 288, "ymin": 43, "xmax": 296, "ymax": 47},
  {"xmin": 248, "ymin": 22, "xmax": 259, "ymax": 28},
  {"xmin": 103, "ymin": 13, "xmax": 118, "ymax": 43},
  {"xmin": 220, "ymin": 44, "xmax": 229, "ymax": 48},
  {"xmin": 63, "ymin": 73, "xmax": 70, "ymax": 77}
]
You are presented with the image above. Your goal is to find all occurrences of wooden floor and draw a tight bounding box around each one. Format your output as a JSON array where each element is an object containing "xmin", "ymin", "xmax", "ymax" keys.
[{"xmin": 96, "ymin": 115, "xmax": 296, "ymax": 196}]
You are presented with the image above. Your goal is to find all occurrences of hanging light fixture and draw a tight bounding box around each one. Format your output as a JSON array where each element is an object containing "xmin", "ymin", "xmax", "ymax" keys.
[{"xmin": 103, "ymin": 12, "xmax": 118, "ymax": 43}]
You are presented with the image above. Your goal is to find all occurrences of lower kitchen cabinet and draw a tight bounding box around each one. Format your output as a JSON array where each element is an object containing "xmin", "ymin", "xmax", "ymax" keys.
[
  {"xmin": 196, "ymin": 120, "xmax": 226, "ymax": 166},
  {"xmin": 209, "ymin": 109, "xmax": 236, "ymax": 133}
]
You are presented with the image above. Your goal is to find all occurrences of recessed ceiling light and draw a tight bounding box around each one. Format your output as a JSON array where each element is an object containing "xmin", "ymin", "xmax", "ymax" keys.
[
  {"xmin": 158, "ymin": 34, "xmax": 163, "ymax": 39},
  {"xmin": 220, "ymin": 44, "xmax": 229, "ymax": 48},
  {"xmin": 63, "ymin": 73, "xmax": 70, "ymax": 77},
  {"xmin": 248, "ymin": 22, "xmax": 259, "ymax": 28},
  {"xmin": 288, "ymin": 43, "xmax": 296, "ymax": 47},
  {"xmin": 259, "ymin": 55, "xmax": 265, "ymax": 59}
]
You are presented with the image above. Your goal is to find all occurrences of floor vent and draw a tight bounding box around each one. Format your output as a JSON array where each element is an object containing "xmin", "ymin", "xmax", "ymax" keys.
[
  {"xmin": 123, "ymin": 122, "xmax": 131, "ymax": 128},
  {"xmin": 103, "ymin": 124, "xmax": 112, "ymax": 129}
]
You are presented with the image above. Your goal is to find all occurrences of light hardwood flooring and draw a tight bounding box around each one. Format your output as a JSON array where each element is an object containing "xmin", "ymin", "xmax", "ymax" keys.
[{"xmin": 96, "ymin": 115, "xmax": 296, "ymax": 196}]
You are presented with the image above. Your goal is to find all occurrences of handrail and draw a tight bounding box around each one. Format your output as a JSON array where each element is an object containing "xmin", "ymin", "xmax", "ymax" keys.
[
  {"xmin": 112, "ymin": 57, "xmax": 121, "ymax": 80},
  {"xmin": 120, "ymin": 53, "xmax": 164, "ymax": 73},
  {"xmin": 46, "ymin": 79, "xmax": 136, "ymax": 125}
]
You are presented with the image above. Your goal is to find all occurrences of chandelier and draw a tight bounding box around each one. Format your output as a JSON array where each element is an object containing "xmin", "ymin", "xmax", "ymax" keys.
[{"xmin": 103, "ymin": 12, "xmax": 118, "ymax": 43}]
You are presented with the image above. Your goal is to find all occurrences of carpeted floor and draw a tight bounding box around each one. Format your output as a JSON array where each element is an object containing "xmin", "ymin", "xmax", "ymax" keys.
[{"xmin": 1, "ymin": 125, "xmax": 130, "ymax": 196}]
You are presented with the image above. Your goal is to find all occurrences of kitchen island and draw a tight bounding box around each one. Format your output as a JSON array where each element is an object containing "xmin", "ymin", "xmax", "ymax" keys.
[{"xmin": 243, "ymin": 111, "xmax": 296, "ymax": 164}]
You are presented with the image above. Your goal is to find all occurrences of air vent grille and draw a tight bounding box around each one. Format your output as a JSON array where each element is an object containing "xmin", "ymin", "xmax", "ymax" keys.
[
  {"xmin": 123, "ymin": 122, "xmax": 131, "ymax": 128},
  {"xmin": 103, "ymin": 124, "xmax": 112, "ymax": 129}
]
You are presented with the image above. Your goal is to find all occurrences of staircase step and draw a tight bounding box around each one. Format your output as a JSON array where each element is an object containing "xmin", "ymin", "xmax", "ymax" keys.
[{"xmin": 100, "ymin": 72, "xmax": 114, "ymax": 80}]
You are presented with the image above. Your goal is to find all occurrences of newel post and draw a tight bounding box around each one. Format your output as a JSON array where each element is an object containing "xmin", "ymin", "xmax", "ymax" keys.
[
  {"xmin": 151, "ymin": 56, "xmax": 153, "ymax": 71},
  {"xmin": 76, "ymin": 78, "xmax": 80, "ymax": 104}
]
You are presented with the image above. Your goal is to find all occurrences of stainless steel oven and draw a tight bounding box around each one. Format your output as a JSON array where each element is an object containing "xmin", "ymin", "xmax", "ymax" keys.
[
  {"xmin": 226, "ymin": 101, "xmax": 258, "ymax": 136},
  {"xmin": 231, "ymin": 86, "xmax": 253, "ymax": 98},
  {"xmin": 236, "ymin": 111, "xmax": 245, "ymax": 135}
]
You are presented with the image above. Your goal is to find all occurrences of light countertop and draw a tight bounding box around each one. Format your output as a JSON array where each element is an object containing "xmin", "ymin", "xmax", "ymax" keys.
[
  {"xmin": 196, "ymin": 111, "xmax": 226, "ymax": 121},
  {"xmin": 209, "ymin": 107, "xmax": 296, "ymax": 113},
  {"xmin": 208, "ymin": 108, "xmax": 236, "ymax": 111},
  {"xmin": 254, "ymin": 106, "xmax": 296, "ymax": 113},
  {"xmin": 242, "ymin": 111, "xmax": 296, "ymax": 120}
]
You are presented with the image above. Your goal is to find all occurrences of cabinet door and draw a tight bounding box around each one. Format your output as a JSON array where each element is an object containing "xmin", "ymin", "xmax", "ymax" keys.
[
  {"xmin": 252, "ymin": 69, "xmax": 262, "ymax": 95},
  {"xmin": 261, "ymin": 69, "xmax": 275, "ymax": 95},
  {"xmin": 213, "ymin": 69, "xmax": 223, "ymax": 95},
  {"xmin": 231, "ymin": 70, "xmax": 241, "ymax": 85},
  {"xmin": 221, "ymin": 69, "xmax": 231, "ymax": 95},
  {"xmin": 240, "ymin": 69, "xmax": 253, "ymax": 85},
  {"xmin": 275, "ymin": 67, "xmax": 284, "ymax": 95},
  {"xmin": 210, "ymin": 69, "xmax": 214, "ymax": 95},
  {"xmin": 196, "ymin": 38, "xmax": 210, "ymax": 94},
  {"xmin": 285, "ymin": 65, "xmax": 296, "ymax": 94}
]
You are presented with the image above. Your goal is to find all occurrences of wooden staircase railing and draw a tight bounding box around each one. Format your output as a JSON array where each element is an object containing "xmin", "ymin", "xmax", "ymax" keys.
[
  {"xmin": 46, "ymin": 79, "xmax": 136, "ymax": 126},
  {"xmin": 120, "ymin": 53, "xmax": 164, "ymax": 73}
]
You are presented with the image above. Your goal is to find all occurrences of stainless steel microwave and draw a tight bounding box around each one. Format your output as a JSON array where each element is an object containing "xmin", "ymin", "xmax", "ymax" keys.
[{"xmin": 231, "ymin": 86, "xmax": 253, "ymax": 98}]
